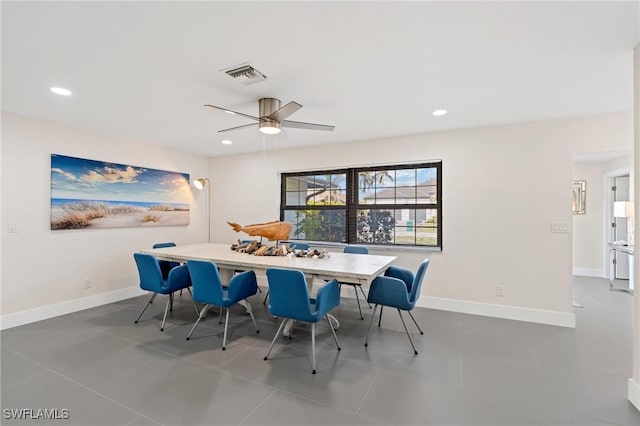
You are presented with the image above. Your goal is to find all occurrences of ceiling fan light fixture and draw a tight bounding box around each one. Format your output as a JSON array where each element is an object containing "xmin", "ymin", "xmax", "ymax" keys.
[{"xmin": 259, "ymin": 121, "xmax": 281, "ymax": 135}]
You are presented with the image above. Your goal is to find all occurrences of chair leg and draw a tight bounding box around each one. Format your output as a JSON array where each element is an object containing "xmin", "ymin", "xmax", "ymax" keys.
[
  {"xmin": 364, "ymin": 304, "xmax": 378, "ymax": 347},
  {"xmin": 352, "ymin": 285, "xmax": 364, "ymax": 320},
  {"xmin": 311, "ymin": 322, "xmax": 316, "ymax": 374},
  {"xmin": 264, "ymin": 319, "xmax": 287, "ymax": 361},
  {"xmin": 358, "ymin": 285, "xmax": 372, "ymax": 308},
  {"xmin": 378, "ymin": 305, "xmax": 384, "ymax": 327},
  {"xmin": 325, "ymin": 315, "xmax": 341, "ymax": 350},
  {"xmin": 398, "ymin": 309, "xmax": 418, "ymax": 355},
  {"xmin": 186, "ymin": 304, "xmax": 209, "ymax": 340},
  {"xmin": 219, "ymin": 308, "xmax": 223, "ymax": 324},
  {"xmin": 161, "ymin": 296, "xmax": 171, "ymax": 331},
  {"xmin": 186, "ymin": 287, "xmax": 199, "ymax": 316},
  {"xmin": 134, "ymin": 293, "xmax": 157, "ymax": 324},
  {"xmin": 221, "ymin": 308, "xmax": 230, "ymax": 350},
  {"xmin": 169, "ymin": 293, "xmax": 174, "ymax": 311},
  {"xmin": 262, "ymin": 290, "xmax": 269, "ymax": 305},
  {"xmin": 407, "ymin": 311, "xmax": 424, "ymax": 335},
  {"xmin": 245, "ymin": 299, "xmax": 260, "ymax": 333}
]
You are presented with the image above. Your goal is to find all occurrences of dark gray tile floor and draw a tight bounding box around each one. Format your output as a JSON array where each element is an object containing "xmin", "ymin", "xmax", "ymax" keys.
[{"xmin": 1, "ymin": 276, "xmax": 638, "ymax": 425}]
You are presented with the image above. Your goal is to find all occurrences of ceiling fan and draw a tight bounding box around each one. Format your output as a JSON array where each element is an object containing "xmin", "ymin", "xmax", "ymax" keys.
[{"xmin": 205, "ymin": 98, "xmax": 335, "ymax": 135}]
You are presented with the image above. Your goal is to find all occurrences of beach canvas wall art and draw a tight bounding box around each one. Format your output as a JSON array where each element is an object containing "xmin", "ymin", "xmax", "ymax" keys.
[{"xmin": 51, "ymin": 154, "xmax": 190, "ymax": 230}]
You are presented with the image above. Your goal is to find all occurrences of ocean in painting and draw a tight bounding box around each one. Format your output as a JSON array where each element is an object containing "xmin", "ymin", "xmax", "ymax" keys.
[{"xmin": 51, "ymin": 198, "xmax": 189, "ymax": 211}]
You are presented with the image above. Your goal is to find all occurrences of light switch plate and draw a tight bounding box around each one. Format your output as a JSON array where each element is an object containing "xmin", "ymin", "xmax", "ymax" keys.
[
  {"xmin": 7, "ymin": 221, "xmax": 18, "ymax": 233},
  {"xmin": 551, "ymin": 221, "xmax": 570, "ymax": 233}
]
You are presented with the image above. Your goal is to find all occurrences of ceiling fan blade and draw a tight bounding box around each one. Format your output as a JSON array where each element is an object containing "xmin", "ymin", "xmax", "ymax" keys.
[
  {"xmin": 267, "ymin": 101, "xmax": 303, "ymax": 122},
  {"xmin": 218, "ymin": 123, "xmax": 259, "ymax": 133},
  {"xmin": 282, "ymin": 119, "xmax": 335, "ymax": 132},
  {"xmin": 204, "ymin": 104, "xmax": 261, "ymax": 121}
]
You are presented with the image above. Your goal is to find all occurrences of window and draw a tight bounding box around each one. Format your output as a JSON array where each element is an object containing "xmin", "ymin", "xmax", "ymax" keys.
[{"xmin": 280, "ymin": 162, "xmax": 442, "ymax": 248}]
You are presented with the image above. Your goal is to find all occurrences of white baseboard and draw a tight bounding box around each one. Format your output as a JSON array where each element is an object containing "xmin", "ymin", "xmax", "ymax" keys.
[
  {"xmin": 629, "ymin": 378, "xmax": 640, "ymax": 411},
  {"xmin": 573, "ymin": 268, "xmax": 605, "ymax": 278},
  {"xmin": 416, "ymin": 295, "xmax": 576, "ymax": 328},
  {"xmin": 0, "ymin": 286, "xmax": 146, "ymax": 330}
]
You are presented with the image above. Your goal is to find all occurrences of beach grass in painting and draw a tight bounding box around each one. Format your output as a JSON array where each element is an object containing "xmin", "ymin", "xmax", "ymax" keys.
[{"xmin": 51, "ymin": 155, "xmax": 190, "ymax": 230}]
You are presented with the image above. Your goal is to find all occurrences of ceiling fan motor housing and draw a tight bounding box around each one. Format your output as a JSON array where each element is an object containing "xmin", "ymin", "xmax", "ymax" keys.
[{"xmin": 258, "ymin": 98, "xmax": 281, "ymax": 133}]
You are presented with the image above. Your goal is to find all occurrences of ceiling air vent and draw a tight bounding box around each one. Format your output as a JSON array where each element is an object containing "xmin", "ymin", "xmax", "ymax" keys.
[{"xmin": 223, "ymin": 63, "xmax": 266, "ymax": 85}]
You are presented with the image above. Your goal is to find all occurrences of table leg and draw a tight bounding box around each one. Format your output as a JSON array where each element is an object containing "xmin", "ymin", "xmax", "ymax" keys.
[{"xmin": 219, "ymin": 267, "xmax": 234, "ymax": 283}]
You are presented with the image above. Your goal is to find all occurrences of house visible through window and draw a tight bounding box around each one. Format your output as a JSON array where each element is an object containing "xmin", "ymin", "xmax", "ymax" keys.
[{"xmin": 280, "ymin": 162, "xmax": 442, "ymax": 248}]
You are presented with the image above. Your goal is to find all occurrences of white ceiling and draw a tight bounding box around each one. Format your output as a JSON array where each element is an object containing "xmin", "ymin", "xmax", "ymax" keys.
[{"xmin": 2, "ymin": 1, "xmax": 639, "ymax": 157}]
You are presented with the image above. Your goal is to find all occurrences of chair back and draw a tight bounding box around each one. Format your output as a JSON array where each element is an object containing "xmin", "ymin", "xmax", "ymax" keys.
[
  {"xmin": 290, "ymin": 242, "xmax": 310, "ymax": 250},
  {"xmin": 186, "ymin": 260, "xmax": 225, "ymax": 305},
  {"xmin": 408, "ymin": 259, "xmax": 430, "ymax": 305},
  {"xmin": 153, "ymin": 242, "xmax": 179, "ymax": 279},
  {"xmin": 152, "ymin": 242, "xmax": 176, "ymax": 249},
  {"xmin": 134, "ymin": 253, "xmax": 164, "ymax": 292},
  {"xmin": 266, "ymin": 268, "xmax": 313, "ymax": 321},
  {"xmin": 344, "ymin": 245, "xmax": 368, "ymax": 254}
]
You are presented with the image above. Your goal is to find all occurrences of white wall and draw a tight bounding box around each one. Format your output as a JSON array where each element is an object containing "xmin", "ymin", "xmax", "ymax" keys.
[
  {"xmin": 210, "ymin": 112, "xmax": 632, "ymax": 327},
  {"xmin": 572, "ymin": 161, "xmax": 605, "ymax": 275},
  {"xmin": 1, "ymin": 113, "xmax": 210, "ymax": 326}
]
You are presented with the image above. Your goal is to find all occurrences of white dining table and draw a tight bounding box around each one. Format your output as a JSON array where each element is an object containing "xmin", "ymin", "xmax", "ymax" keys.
[
  {"xmin": 139, "ymin": 243, "xmax": 396, "ymax": 286},
  {"xmin": 139, "ymin": 243, "xmax": 397, "ymax": 333}
]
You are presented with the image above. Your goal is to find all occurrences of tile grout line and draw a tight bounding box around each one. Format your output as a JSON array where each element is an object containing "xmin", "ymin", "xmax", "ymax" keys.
[
  {"xmin": 175, "ymin": 337, "xmax": 392, "ymax": 424},
  {"xmin": 275, "ymin": 386, "xmax": 392, "ymax": 425},
  {"xmin": 354, "ymin": 367, "xmax": 380, "ymax": 415},
  {"xmin": 458, "ymin": 351, "xmax": 463, "ymax": 389},
  {"xmin": 528, "ymin": 342, "xmax": 544, "ymax": 369},
  {"xmin": 237, "ymin": 388, "xmax": 278, "ymax": 425},
  {"xmin": 0, "ymin": 346, "xmax": 48, "ymax": 390},
  {"xmin": 85, "ymin": 350, "xmax": 172, "ymax": 391},
  {"xmin": 7, "ymin": 350, "xmax": 160, "ymax": 425},
  {"xmin": 125, "ymin": 414, "xmax": 163, "ymax": 426}
]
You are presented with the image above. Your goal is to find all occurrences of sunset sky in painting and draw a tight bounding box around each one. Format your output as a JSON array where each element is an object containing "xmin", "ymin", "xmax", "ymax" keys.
[{"xmin": 51, "ymin": 154, "xmax": 191, "ymax": 204}]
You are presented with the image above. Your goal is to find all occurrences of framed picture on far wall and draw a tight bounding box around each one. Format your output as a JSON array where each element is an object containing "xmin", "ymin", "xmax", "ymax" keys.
[
  {"xmin": 51, "ymin": 154, "xmax": 190, "ymax": 230},
  {"xmin": 572, "ymin": 180, "xmax": 586, "ymax": 215}
]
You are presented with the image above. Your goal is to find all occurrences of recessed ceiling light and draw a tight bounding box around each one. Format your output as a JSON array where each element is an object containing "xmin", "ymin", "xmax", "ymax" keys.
[
  {"xmin": 221, "ymin": 139, "xmax": 233, "ymax": 145},
  {"xmin": 50, "ymin": 87, "xmax": 72, "ymax": 96},
  {"xmin": 432, "ymin": 109, "xmax": 447, "ymax": 117},
  {"xmin": 225, "ymin": 110, "xmax": 236, "ymax": 115}
]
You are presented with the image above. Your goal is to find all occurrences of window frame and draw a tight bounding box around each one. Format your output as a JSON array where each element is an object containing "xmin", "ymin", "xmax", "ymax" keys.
[{"xmin": 280, "ymin": 161, "xmax": 442, "ymax": 249}]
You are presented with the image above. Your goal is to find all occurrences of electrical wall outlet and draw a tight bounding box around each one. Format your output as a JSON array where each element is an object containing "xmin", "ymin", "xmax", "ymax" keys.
[
  {"xmin": 84, "ymin": 278, "xmax": 93, "ymax": 289},
  {"xmin": 7, "ymin": 221, "xmax": 18, "ymax": 233},
  {"xmin": 495, "ymin": 285, "xmax": 504, "ymax": 297},
  {"xmin": 551, "ymin": 221, "xmax": 570, "ymax": 233}
]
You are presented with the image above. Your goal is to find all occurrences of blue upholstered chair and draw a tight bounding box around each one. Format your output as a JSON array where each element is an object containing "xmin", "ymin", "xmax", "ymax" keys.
[
  {"xmin": 133, "ymin": 253, "xmax": 197, "ymax": 331},
  {"xmin": 186, "ymin": 260, "xmax": 259, "ymax": 350},
  {"xmin": 152, "ymin": 242, "xmax": 181, "ymax": 279},
  {"xmin": 262, "ymin": 242, "xmax": 310, "ymax": 305},
  {"xmin": 342, "ymin": 245, "xmax": 372, "ymax": 320},
  {"xmin": 364, "ymin": 259, "xmax": 430, "ymax": 354},
  {"xmin": 264, "ymin": 268, "xmax": 341, "ymax": 374}
]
